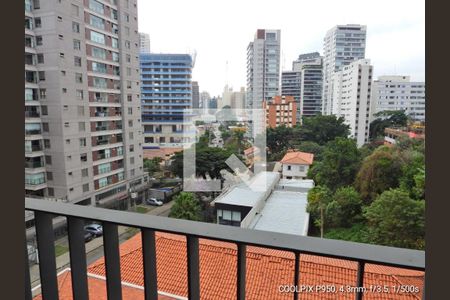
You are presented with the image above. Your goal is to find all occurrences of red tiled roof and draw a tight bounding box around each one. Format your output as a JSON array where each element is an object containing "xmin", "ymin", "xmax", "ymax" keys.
[
  {"xmin": 86, "ymin": 233, "xmax": 423, "ymax": 300},
  {"xmin": 33, "ymin": 269, "xmax": 178, "ymax": 300},
  {"xmin": 281, "ymin": 151, "xmax": 314, "ymax": 165}
]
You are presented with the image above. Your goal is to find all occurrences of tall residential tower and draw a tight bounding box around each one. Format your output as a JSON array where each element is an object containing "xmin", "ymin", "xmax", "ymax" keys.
[
  {"xmin": 322, "ymin": 25, "xmax": 367, "ymax": 115},
  {"xmin": 139, "ymin": 32, "xmax": 150, "ymax": 53},
  {"xmin": 25, "ymin": 0, "xmax": 147, "ymax": 207},
  {"xmin": 246, "ymin": 29, "xmax": 281, "ymax": 110}
]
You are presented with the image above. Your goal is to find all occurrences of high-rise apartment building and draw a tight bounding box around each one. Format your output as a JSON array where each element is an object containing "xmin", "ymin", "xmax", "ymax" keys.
[
  {"xmin": 263, "ymin": 96, "xmax": 297, "ymax": 128},
  {"xmin": 293, "ymin": 52, "xmax": 323, "ymax": 118},
  {"xmin": 192, "ymin": 81, "xmax": 200, "ymax": 109},
  {"xmin": 322, "ymin": 25, "xmax": 367, "ymax": 115},
  {"xmin": 246, "ymin": 29, "xmax": 281, "ymax": 110},
  {"xmin": 139, "ymin": 32, "xmax": 150, "ymax": 53},
  {"xmin": 140, "ymin": 53, "xmax": 193, "ymax": 153},
  {"xmin": 332, "ymin": 59, "xmax": 373, "ymax": 147},
  {"xmin": 371, "ymin": 76, "xmax": 426, "ymax": 122},
  {"xmin": 25, "ymin": 0, "xmax": 147, "ymax": 207},
  {"xmin": 281, "ymin": 71, "xmax": 301, "ymax": 120},
  {"xmin": 200, "ymin": 91, "xmax": 210, "ymax": 111}
]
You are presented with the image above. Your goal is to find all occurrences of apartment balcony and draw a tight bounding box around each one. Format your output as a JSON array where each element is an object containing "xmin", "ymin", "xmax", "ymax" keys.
[
  {"xmin": 24, "ymin": 160, "xmax": 44, "ymax": 169},
  {"xmin": 25, "ymin": 198, "xmax": 425, "ymax": 300}
]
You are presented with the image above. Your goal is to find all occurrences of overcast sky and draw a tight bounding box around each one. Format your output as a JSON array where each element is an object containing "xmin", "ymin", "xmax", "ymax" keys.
[{"xmin": 137, "ymin": 0, "xmax": 424, "ymax": 96}]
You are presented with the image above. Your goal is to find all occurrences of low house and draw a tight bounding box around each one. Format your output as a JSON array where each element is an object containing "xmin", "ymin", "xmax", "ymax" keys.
[{"xmin": 280, "ymin": 151, "xmax": 314, "ymax": 179}]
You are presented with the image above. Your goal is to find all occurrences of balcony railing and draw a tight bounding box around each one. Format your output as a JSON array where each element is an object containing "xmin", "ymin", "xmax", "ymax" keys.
[
  {"xmin": 25, "ymin": 161, "xmax": 44, "ymax": 169},
  {"xmin": 25, "ymin": 198, "xmax": 425, "ymax": 300}
]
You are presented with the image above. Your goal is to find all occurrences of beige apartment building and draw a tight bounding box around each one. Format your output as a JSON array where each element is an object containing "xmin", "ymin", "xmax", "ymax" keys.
[{"xmin": 25, "ymin": 0, "xmax": 147, "ymax": 211}]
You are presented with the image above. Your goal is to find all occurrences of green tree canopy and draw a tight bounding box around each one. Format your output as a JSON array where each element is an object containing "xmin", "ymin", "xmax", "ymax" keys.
[
  {"xmin": 169, "ymin": 192, "xmax": 202, "ymax": 221},
  {"xmin": 369, "ymin": 110, "xmax": 408, "ymax": 140},
  {"xmin": 354, "ymin": 146, "xmax": 404, "ymax": 203},
  {"xmin": 298, "ymin": 115, "xmax": 350, "ymax": 145},
  {"xmin": 309, "ymin": 138, "xmax": 361, "ymax": 191},
  {"xmin": 363, "ymin": 189, "xmax": 425, "ymax": 249},
  {"xmin": 326, "ymin": 186, "xmax": 363, "ymax": 228},
  {"xmin": 143, "ymin": 157, "xmax": 162, "ymax": 173}
]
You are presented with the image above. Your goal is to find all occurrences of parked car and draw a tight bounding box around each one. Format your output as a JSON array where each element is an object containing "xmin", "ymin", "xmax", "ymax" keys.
[
  {"xmin": 84, "ymin": 224, "xmax": 103, "ymax": 237},
  {"xmin": 84, "ymin": 232, "xmax": 94, "ymax": 243},
  {"xmin": 145, "ymin": 197, "xmax": 163, "ymax": 206}
]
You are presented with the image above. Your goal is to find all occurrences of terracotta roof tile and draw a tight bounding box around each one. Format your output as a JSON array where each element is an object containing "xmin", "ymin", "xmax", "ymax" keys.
[
  {"xmin": 86, "ymin": 233, "xmax": 424, "ymax": 300},
  {"xmin": 281, "ymin": 151, "xmax": 314, "ymax": 165}
]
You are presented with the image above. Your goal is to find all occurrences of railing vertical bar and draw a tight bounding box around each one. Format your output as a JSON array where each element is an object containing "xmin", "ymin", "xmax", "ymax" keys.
[
  {"xmin": 67, "ymin": 217, "xmax": 89, "ymax": 300},
  {"xmin": 187, "ymin": 235, "xmax": 200, "ymax": 300},
  {"xmin": 355, "ymin": 261, "xmax": 365, "ymax": 300},
  {"xmin": 142, "ymin": 229, "xmax": 158, "ymax": 300},
  {"xmin": 25, "ymin": 236, "xmax": 32, "ymax": 300},
  {"xmin": 103, "ymin": 222, "xmax": 122, "ymax": 300},
  {"xmin": 35, "ymin": 211, "xmax": 59, "ymax": 300},
  {"xmin": 421, "ymin": 275, "xmax": 425, "ymax": 300},
  {"xmin": 237, "ymin": 243, "xmax": 246, "ymax": 300},
  {"xmin": 293, "ymin": 252, "xmax": 300, "ymax": 300}
]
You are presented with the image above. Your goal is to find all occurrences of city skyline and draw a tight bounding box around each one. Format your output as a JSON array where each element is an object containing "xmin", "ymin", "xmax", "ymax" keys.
[{"xmin": 137, "ymin": 0, "xmax": 425, "ymax": 96}]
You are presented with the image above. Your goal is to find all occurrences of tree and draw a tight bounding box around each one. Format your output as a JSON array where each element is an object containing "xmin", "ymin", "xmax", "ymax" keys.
[
  {"xmin": 354, "ymin": 146, "xmax": 404, "ymax": 203},
  {"xmin": 398, "ymin": 150, "xmax": 425, "ymax": 199},
  {"xmin": 363, "ymin": 189, "xmax": 425, "ymax": 249},
  {"xmin": 169, "ymin": 192, "xmax": 202, "ymax": 221},
  {"xmin": 369, "ymin": 110, "xmax": 408, "ymax": 140},
  {"xmin": 297, "ymin": 115, "xmax": 350, "ymax": 145},
  {"xmin": 309, "ymin": 138, "xmax": 361, "ymax": 191},
  {"xmin": 143, "ymin": 157, "xmax": 162, "ymax": 173},
  {"xmin": 326, "ymin": 186, "xmax": 363, "ymax": 228},
  {"xmin": 307, "ymin": 186, "xmax": 332, "ymax": 238},
  {"xmin": 169, "ymin": 146, "xmax": 241, "ymax": 179},
  {"xmin": 266, "ymin": 125, "xmax": 293, "ymax": 155}
]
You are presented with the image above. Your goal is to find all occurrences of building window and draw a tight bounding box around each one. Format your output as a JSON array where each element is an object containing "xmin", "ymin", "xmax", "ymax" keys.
[
  {"xmin": 112, "ymin": 52, "xmax": 119, "ymax": 62},
  {"xmin": 129, "ymin": 132, "xmax": 134, "ymax": 140},
  {"xmin": 82, "ymin": 168, "xmax": 89, "ymax": 177},
  {"xmin": 41, "ymin": 105, "xmax": 48, "ymax": 115},
  {"xmin": 44, "ymin": 139, "xmax": 51, "ymax": 148},
  {"xmin": 74, "ymin": 56, "xmax": 82, "ymax": 67},
  {"xmin": 37, "ymin": 54, "xmax": 44, "ymax": 63},
  {"xmin": 129, "ymin": 145, "xmax": 134, "ymax": 152},
  {"xmin": 89, "ymin": 0, "xmax": 104, "ymax": 14},
  {"xmin": 45, "ymin": 155, "xmax": 52, "ymax": 165},
  {"xmin": 90, "ymin": 31, "xmax": 105, "ymax": 44},
  {"xmin": 130, "ymin": 157, "xmax": 135, "ymax": 165},
  {"xmin": 287, "ymin": 165, "xmax": 291, "ymax": 171},
  {"xmin": 46, "ymin": 172, "xmax": 53, "ymax": 180},
  {"xmin": 38, "ymin": 71, "xmax": 45, "ymax": 81},
  {"xmin": 35, "ymin": 17, "xmax": 42, "ymax": 28},
  {"xmin": 72, "ymin": 22, "xmax": 80, "ymax": 33},
  {"xmin": 82, "ymin": 184, "xmax": 89, "ymax": 192},
  {"xmin": 73, "ymin": 39, "xmax": 81, "ymax": 50},
  {"xmin": 42, "ymin": 122, "xmax": 49, "ymax": 132},
  {"xmin": 80, "ymin": 138, "xmax": 86, "ymax": 147},
  {"xmin": 36, "ymin": 36, "xmax": 43, "ymax": 46},
  {"xmin": 64, "ymin": 122, "xmax": 70, "ymax": 128},
  {"xmin": 75, "ymin": 73, "xmax": 83, "ymax": 83},
  {"xmin": 89, "ymin": 14, "xmax": 105, "ymax": 30},
  {"xmin": 47, "ymin": 188, "xmax": 54, "ymax": 197},
  {"xmin": 80, "ymin": 153, "xmax": 88, "ymax": 162},
  {"xmin": 130, "ymin": 169, "xmax": 135, "ymax": 177},
  {"xmin": 92, "ymin": 47, "xmax": 106, "ymax": 59},
  {"xmin": 128, "ymin": 120, "xmax": 133, "ymax": 127},
  {"xmin": 127, "ymin": 94, "xmax": 132, "ymax": 102},
  {"xmin": 112, "ymin": 38, "xmax": 119, "ymax": 48},
  {"xmin": 76, "ymin": 90, "xmax": 84, "ymax": 100}
]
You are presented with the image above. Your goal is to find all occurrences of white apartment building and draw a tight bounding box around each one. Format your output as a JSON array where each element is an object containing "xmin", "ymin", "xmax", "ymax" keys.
[
  {"xmin": 322, "ymin": 24, "xmax": 367, "ymax": 115},
  {"xmin": 221, "ymin": 85, "xmax": 246, "ymax": 110},
  {"xmin": 139, "ymin": 32, "xmax": 150, "ymax": 53},
  {"xmin": 332, "ymin": 59, "xmax": 373, "ymax": 147},
  {"xmin": 371, "ymin": 76, "xmax": 425, "ymax": 122},
  {"xmin": 246, "ymin": 29, "xmax": 281, "ymax": 110}
]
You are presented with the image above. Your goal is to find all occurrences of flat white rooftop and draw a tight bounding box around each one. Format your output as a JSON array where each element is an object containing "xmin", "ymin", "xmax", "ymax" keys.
[
  {"xmin": 214, "ymin": 171, "xmax": 280, "ymax": 207},
  {"xmin": 249, "ymin": 191, "xmax": 309, "ymax": 236}
]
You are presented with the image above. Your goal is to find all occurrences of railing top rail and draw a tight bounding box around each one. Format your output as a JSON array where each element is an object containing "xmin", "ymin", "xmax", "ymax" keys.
[{"xmin": 25, "ymin": 198, "xmax": 425, "ymax": 270}]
